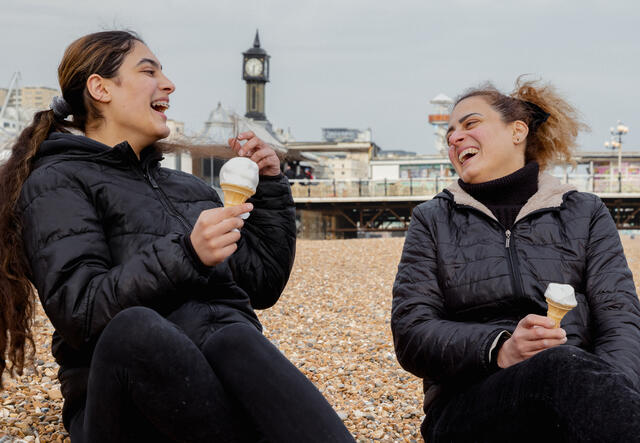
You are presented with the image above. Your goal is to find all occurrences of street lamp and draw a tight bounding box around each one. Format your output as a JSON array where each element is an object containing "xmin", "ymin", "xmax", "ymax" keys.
[{"xmin": 604, "ymin": 121, "xmax": 629, "ymax": 192}]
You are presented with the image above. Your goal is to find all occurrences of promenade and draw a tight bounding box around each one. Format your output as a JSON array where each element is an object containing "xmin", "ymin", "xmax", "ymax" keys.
[{"xmin": 3, "ymin": 236, "xmax": 640, "ymax": 442}]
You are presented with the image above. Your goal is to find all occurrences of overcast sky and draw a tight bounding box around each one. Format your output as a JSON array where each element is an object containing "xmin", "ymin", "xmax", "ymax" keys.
[{"xmin": 2, "ymin": 0, "xmax": 639, "ymax": 155}]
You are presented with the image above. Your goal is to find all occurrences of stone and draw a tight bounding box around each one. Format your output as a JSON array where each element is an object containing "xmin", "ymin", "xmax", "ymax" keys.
[{"xmin": 46, "ymin": 389, "xmax": 62, "ymax": 400}]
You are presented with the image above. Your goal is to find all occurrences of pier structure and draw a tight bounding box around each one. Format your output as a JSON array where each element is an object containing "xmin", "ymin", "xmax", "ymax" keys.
[{"xmin": 291, "ymin": 151, "xmax": 640, "ymax": 238}]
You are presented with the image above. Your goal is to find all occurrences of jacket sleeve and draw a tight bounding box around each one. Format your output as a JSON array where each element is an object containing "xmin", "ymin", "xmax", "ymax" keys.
[
  {"xmin": 20, "ymin": 172, "xmax": 207, "ymax": 350},
  {"xmin": 228, "ymin": 174, "xmax": 296, "ymax": 309},
  {"xmin": 585, "ymin": 198, "xmax": 640, "ymax": 388},
  {"xmin": 391, "ymin": 205, "xmax": 505, "ymax": 383}
]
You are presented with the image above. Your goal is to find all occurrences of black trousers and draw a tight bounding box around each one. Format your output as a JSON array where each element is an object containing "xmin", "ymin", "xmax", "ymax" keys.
[
  {"xmin": 423, "ymin": 346, "xmax": 640, "ymax": 443},
  {"xmin": 69, "ymin": 306, "xmax": 354, "ymax": 443}
]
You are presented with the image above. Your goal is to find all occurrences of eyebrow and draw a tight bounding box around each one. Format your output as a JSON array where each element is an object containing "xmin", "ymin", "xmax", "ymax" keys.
[
  {"xmin": 446, "ymin": 112, "xmax": 482, "ymax": 137},
  {"xmin": 136, "ymin": 58, "xmax": 162, "ymax": 69}
]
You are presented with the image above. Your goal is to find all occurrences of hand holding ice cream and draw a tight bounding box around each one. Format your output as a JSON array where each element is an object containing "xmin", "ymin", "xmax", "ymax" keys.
[
  {"xmin": 193, "ymin": 132, "xmax": 279, "ymax": 262},
  {"xmin": 190, "ymin": 151, "xmax": 261, "ymax": 266},
  {"xmin": 189, "ymin": 203, "xmax": 253, "ymax": 266},
  {"xmin": 497, "ymin": 283, "xmax": 576, "ymax": 368}
]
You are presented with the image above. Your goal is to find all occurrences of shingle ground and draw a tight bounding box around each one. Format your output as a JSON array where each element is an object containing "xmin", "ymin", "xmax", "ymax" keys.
[{"xmin": 3, "ymin": 236, "xmax": 640, "ymax": 442}]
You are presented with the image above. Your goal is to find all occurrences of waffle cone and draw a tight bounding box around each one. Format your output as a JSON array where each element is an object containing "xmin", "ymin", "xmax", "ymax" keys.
[
  {"xmin": 546, "ymin": 298, "xmax": 575, "ymax": 328},
  {"xmin": 221, "ymin": 183, "xmax": 254, "ymax": 207}
]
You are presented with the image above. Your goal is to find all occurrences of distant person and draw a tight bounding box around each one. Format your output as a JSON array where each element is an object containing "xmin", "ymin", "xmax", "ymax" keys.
[
  {"xmin": 0, "ymin": 30, "xmax": 354, "ymax": 442},
  {"xmin": 284, "ymin": 163, "xmax": 296, "ymax": 180},
  {"xmin": 304, "ymin": 168, "xmax": 314, "ymax": 180},
  {"xmin": 392, "ymin": 77, "xmax": 640, "ymax": 442}
]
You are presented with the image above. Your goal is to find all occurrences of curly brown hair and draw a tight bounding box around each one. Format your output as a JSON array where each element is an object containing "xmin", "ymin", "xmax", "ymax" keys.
[
  {"xmin": 0, "ymin": 30, "xmax": 142, "ymax": 389},
  {"xmin": 455, "ymin": 76, "xmax": 588, "ymax": 171}
]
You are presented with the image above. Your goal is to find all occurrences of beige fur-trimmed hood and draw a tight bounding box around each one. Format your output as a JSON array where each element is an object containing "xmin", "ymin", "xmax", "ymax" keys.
[{"xmin": 444, "ymin": 173, "xmax": 578, "ymax": 224}]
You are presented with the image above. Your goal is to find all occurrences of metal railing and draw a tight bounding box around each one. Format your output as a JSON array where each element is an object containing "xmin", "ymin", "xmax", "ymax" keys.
[{"xmin": 289, "ymin": 174, "xmax": 640, "ymax": 199}]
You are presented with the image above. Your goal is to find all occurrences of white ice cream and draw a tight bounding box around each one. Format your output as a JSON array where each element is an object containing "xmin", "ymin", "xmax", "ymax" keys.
[
  {"xmin": 219, "ymin": 157, "xmax": 259, "ymax": 192},
  {"xmin": 544, "ymin": 283, "xmax": 577, "ymax": 307}
]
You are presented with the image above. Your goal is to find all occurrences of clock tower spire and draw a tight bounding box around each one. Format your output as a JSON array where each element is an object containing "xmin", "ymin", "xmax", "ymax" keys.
[{"xmin": 242, "ymin": 30, "xmax": 270, "ymax": 121}]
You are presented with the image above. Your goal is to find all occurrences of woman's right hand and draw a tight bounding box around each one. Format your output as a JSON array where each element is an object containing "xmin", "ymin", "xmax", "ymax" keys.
[
  {"xmin": 497, "ymin": 314, "xmax": 567, "ymax": 369},
  {"xmin": 190, "ymin": 203, "xmax": 253, "ymax": 266}
]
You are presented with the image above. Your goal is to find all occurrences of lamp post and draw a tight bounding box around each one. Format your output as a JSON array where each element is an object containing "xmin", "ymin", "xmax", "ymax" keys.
[{"xmin": 604, "ymin": 121, "xmax": 629, "ymax": 193}]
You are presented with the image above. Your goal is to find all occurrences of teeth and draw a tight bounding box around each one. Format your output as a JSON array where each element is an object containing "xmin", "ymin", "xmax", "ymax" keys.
[
  {"xmin": 458, "ymin": 148, "xmax": 479, "ymax": 164},
  {"xmin": 151, "ymin": 101, "xmax": 170, "ymax": 112}
]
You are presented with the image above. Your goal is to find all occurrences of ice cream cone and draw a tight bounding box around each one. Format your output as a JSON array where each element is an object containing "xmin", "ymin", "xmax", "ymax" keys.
[
  {"xmin": 221, "ymin": 182, "xmax": 254, "ymax": 207},
  {"xmin": 546, "ymin": 298, "xmax": 575, "ymax": 328}
]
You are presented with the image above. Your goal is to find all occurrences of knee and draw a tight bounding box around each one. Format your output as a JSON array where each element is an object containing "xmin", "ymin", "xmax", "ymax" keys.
[
  {"xmin": 98, "ymin": 307, "xmax": 170, "ymax": 358},
  {"xmin": 537, "ymin": 345, "xmax": 587, "ymax": 365},
  {"xmin": 204, "ymin": 322, "xmax": 265, "ymax": 357},
  {"xmin": 530, "ymin": 345, "xmax": 614, "ymax": 384},
  {"xmin": 108, "ymin": 306, "xmax": 160, "ymax": 327}
]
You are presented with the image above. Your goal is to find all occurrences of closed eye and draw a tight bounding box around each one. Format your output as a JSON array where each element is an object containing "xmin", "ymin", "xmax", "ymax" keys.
[{"xmin": 446, "ymin": 127, "xmax": 455, "ymax": 140}]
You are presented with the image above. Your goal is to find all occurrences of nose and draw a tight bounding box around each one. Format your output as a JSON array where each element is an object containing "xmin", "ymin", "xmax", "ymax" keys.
[
  {"xmin": 448, "ymin": 128, "xmax": 464, "ymax": 148},
  {"xmin": 159, "ymin": 71, "xmax": 176, "ymax": 95}
]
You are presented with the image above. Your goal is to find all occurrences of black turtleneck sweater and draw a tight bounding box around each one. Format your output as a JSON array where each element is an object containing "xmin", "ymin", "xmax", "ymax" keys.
[{"xmin": 458, "ymin": 162, "xmax": 539, "ymax": 229}]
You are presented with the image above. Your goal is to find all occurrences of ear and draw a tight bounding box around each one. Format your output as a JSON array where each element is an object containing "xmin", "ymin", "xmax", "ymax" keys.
[
  {"xmin": 86, "ymin": 74, "xmax": 112, "ymax": 104},
  {"xmin": 512, "ymin": 120, "xmax": 529, "ymax": 145}
]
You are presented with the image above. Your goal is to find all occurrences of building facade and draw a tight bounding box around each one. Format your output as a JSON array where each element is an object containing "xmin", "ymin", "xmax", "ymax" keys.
[{"xmin": 0, "ymin": 86, "xmax": 59, "ymax": 113}]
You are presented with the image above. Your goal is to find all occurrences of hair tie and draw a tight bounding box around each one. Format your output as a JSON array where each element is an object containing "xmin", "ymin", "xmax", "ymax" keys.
[
  {"xmin": 50, "ymin": 96, "xmax": 72, "ymax": 119},
  {"xmin": 522, "ymin": 100, "xmax": 550, "ymax": 131}
]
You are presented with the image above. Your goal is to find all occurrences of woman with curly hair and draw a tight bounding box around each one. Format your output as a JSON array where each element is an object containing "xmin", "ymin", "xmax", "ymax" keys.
[{"xmin": 392, "ymin": 77, "xmax": 640, "ymax": 442}]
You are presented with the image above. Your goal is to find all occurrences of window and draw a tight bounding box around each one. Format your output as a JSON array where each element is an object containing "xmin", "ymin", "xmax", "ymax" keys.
[{"xmin": 251, "ymin": 86, "xmax": 256, "ymax": 110}]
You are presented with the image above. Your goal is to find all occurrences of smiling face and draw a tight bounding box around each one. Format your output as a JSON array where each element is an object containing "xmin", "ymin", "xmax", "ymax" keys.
[
  {"xmin": 446, "ymin": 96, "xmax": 527, "ymax": 184},
  {"xmin": 97, "ymin": 41, "xmax": 175, "ymax": 151}
]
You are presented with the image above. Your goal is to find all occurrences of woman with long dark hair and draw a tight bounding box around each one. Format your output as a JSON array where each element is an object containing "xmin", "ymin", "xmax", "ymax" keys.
[
  {"xmin": 0, "ymin": 30, "xmax": 354, "ymax": 442},
  {"xmin": 392, "ymin": 78, "xmax": 640, "ymax": 442}
]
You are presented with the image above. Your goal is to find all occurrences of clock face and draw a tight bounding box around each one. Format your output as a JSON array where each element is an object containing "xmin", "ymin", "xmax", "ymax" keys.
[{"xmin": 245, "ymin": 58, "xmax": 263, "ymax": 77}]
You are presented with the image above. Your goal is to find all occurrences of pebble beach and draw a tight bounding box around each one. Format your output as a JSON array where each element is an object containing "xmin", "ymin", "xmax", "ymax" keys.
[{"xmin": 3, "ymin": 235, "xmax": 640, "ymax": 442}]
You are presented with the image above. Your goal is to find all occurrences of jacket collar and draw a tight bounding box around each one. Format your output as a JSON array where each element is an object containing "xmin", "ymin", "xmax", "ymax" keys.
[
  {"xmin": 36, "ymin": 132, "xmax": 163, "ymax": 170},
  {"xmin": 442, "ymin": 172, "xmax": 577, "ymax": 224}
]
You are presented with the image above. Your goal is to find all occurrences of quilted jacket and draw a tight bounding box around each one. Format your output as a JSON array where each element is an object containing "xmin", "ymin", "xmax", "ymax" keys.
[
  {"xmin": 18, "ymin": 133, "xmax": 296, "ymax": 425},
  {"xmin": 392, "ymin": 172, "xmax": 640, "ymax": 412}
]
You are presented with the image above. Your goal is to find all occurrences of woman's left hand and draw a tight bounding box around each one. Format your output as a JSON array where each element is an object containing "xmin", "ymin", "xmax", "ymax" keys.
[
  {"xmin": 497, "ymin": 314, "xmax": 567, "ymax": 368},
  {"xmin": 228, "ymin": 131, "xmax": 281, "ymax": 176}
]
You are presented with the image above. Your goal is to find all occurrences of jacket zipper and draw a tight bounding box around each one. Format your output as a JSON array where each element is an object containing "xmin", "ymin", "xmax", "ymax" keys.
[
  {"xmin": 453, "ymin": 195, "xmax": 565, "ymax": 304},
  {"xmin": 119, "ymin": 143, "xmax": 193, "ymax": 232},
  {"xmin": 455, "ymin": 203, "xmax": 530, "ymax": 300},
  {"xmin": 141, "ymin": 166, "xmax": 192, "ymax": 232},
  {"xmin": 505, "ymin": 230, "xmax": 525, "ymax": 299}
]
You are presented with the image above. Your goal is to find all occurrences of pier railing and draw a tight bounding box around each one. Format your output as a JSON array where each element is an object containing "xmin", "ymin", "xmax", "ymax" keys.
[{"xmin": 290, "ymin": 174, "xmax": 640, "ymax": 200}]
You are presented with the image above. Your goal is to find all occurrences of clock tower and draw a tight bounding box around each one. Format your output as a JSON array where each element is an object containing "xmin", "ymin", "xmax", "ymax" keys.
[{"xmin": 242, "ymin": 30, "xmax": 270, "ymax": 121}]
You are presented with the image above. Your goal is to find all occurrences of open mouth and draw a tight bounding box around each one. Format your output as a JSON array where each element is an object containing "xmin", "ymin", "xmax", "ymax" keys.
[
  {"xmin": 458, "ymin": 148, "xmax": 479, "ymax": 165},
  {"xmin": 151, "ymin": 100, "xmax": 170, "ymax": 113}
]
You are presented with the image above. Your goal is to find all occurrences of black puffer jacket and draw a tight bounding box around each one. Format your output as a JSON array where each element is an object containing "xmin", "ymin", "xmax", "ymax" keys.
[
  {"xmin": 392, "ymin": 173, "xmax": 640, "ymax": 411},
  {"xmin": 18, "ymin": 133, "xmax": 296, "ymax": 424}
]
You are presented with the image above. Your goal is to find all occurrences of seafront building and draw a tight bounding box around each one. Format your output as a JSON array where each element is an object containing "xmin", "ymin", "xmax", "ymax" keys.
[
  {"xmin": 0, "ymin": 74, "xmax": 59, "ymax": 133},
  {"xmin": 285, "ymin": 128, "xmax": 379, "ymax": 181},
  {"xmin": 0, "ymin": 86, "xmax": 58, "ymax": 114}
]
